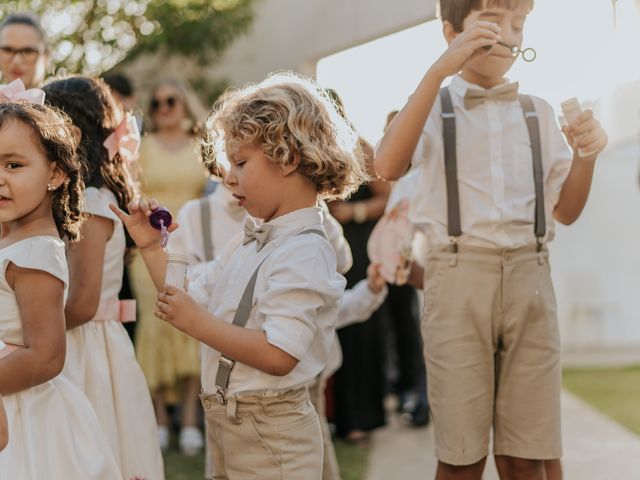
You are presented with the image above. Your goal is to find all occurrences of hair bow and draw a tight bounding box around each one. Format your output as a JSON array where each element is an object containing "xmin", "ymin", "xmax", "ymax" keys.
[
  {"xmin": 0, "ymin": 79, "xmax": 45, "ymax": 105},
  {"xmin": 103, "ymin": 113, "xmax": 141, "ymax": 162}
]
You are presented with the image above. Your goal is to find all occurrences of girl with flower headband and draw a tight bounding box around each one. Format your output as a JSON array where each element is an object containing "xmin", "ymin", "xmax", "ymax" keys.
[
  {"xmin": 43, "ymin": 76, "xmax": 164, "ymax": 480},
  {"xmin": 0, "ymin": 80, "xmax": 122, "ymax": 478}
]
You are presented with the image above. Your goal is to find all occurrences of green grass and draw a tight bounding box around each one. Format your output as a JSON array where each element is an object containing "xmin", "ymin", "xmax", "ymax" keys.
[
  {"xmin": 163, "ymin": 437, "xmax": 369, "ymax": 480},
  {"xmin": 164, "ymin": 448, "xmax": 204, "ymax": 480},
  {"xmin": 563, "ymin": 365, "xmax": 640, "ymax": 435},
  {"xmin": 334, "ymin": 438, "xmax": 370, "ymax": 480}
]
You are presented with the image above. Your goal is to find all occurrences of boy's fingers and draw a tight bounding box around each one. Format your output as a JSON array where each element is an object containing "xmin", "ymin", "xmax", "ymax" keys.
[
  {"xmin": 109, "ymin": 203, "xmax": 129, "ymax": 222},
  {"xmin": 149, "ymin": 198, "xmax": 160, "ymax": 211},
  {"xmin": 138, "ymin": 198, "xmax": 151, "ymax": 215},
  {"xmin": 572, "ymin": 117, "xmax": 598, "ymax": 136},
  {"xmin": 127, "ymin": 200, "xmax": 140, "ymax": 214},
  {"xmin": 471, "ymin": 20, "xmax": 501, "ymax": 33},
  {"xmin": 167, "ymin": 222, "xmax": 180, "ymax": 233}
]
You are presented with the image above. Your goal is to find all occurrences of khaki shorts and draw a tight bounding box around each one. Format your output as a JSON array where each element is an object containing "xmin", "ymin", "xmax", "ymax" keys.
[
  {"xmin": 201, "ymin": 387, "xmax": 322, "ymax": 479},
  {"xmin": 422, "ymin": 244, "xmax": 562, "ymax": 466}
]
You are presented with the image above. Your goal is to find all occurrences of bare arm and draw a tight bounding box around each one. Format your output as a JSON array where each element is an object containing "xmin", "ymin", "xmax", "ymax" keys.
[
  {"xmin": 374, "ymin": 21, "xmax": 501, "ymax": 180},
  {"xmin": 0, "ymin": 266, "xmax": 66, "ymax": 395},
  {"xmin": 553, "ymin": 110, "xmax": 607, "ymax": 225},
  {"xmin": 0, "ymin": 396, "xmax": 7, "ymax": 451},
  {"xmin": 156, "ymin": 287, "xmax": 298, "ymax": 376},
  {"xmin": 329, "ymin": 141, "xmax": 391, "ymax": 223},
  {"xmin": 65, "ymin": 215, "xmax": 113, "ymax": 329}
]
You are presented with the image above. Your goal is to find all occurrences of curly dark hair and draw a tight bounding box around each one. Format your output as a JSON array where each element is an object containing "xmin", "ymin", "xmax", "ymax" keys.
[
  {"xmin": 0, "ymin": 103, "xmax": 84, "ymax": 240},
  {"xmin": 43, "ymin": 76, "xmax": 139, "ymax": 245}
]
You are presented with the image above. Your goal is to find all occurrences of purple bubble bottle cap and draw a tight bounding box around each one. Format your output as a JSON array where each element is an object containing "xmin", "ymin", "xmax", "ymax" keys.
[{"xmin": 149, "ymin": 207, "xmax": 172, "ymax": 248}]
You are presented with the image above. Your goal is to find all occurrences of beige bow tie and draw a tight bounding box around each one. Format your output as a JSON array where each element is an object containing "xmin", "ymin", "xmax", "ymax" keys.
[
  {"xmin": 463, "ymin": 82, "xmax": 519, "ymax": 110},
  {"xmin": 243, "ymin": 219, "xmax": 273, "ymax": 252}
]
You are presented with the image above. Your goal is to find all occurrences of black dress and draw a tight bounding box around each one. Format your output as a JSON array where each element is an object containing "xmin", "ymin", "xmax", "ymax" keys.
[{"xmin": 333, "ymin": 184, "xmax": 387, "ymax": 436}]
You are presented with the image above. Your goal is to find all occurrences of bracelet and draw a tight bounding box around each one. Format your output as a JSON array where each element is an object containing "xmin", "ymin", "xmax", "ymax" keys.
[{"xmin": 353, "ymin": 202, "xmax": 367, "ymax": 224}]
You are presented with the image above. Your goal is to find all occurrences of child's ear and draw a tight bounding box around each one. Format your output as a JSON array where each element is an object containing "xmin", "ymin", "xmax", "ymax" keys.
[
  {"xmin": 280, "ymin": 151, "xmax": 301, "ymax": 176},
  {"xmin": 443, "ymin": 21, "xmax": 459, "ymax": 45},
  {"xmin": 49, "ymin": 164, "xmax": 68, "ymax": 191}
]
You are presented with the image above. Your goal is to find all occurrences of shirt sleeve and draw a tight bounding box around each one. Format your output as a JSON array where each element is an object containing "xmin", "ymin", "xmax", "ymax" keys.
[
  {"xmin": 336, "ymin": 279, "xmax": 388, "ymax": 329},
  {"xmin": 536, "ymin": 97, "xmax": 573, "ymax": 211},
  {"xmin": 410, "ymin": 98, "xmax": 441, "ymax": 169},
  {"xmin": 83, "ymin": 187, "xmax": 119, "ymax": 222},
  {"xmin": 171, "ymin": 199, "xmax": 202, "ymax": 263},
  {"xmin": 187, "ymin": 232, "xmax": 242, "ymax": 307},
  {"xmin": 257, "ymin": 236, "xmax": 345, "ymax": 360},
  {"xmin": 320, "ymin": 202, "xmax": 353, "ymax": 274}
]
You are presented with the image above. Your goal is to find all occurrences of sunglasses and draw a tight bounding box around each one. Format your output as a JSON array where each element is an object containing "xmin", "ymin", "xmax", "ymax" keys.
[
  {"xmin": 0, "ymin": 45, "xmax": 44, "ymax": 64},
  {"xmin": 151, "ymin": 96, "xmax": 179, "ymax": 112}
]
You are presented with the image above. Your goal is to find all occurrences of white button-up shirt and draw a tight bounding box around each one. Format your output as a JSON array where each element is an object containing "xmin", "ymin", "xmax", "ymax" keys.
[
  {"xmin": 189, "ymin": 207, "xmax": 346, "ymax": 395},
  {"xmin": 409, "ymin": 75, "xmax": 573, "ymax": 249}
]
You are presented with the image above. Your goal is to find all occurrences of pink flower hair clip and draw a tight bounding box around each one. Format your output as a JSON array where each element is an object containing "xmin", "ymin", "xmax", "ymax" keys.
[
  {"xmin": 0, "ymin": 79, "xmax": 45, "ymax": 105},
  {"xmin": 103, "ymin": 113, "xmax": 141, "ymax": 163}
]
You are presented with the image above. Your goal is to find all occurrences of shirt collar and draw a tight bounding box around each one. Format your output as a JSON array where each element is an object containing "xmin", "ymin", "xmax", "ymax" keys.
[
  {"xmin": 263, "ymin": 207, "xmax": 323, "ymax": 238},
  {"xmin": 448, "ymin": 74, "xmax": 513, "ymax": 98}
]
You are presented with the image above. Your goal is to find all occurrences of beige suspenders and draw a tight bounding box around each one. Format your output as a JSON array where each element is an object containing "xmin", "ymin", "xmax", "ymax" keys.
[
  {"xmin": 439, "ymin": 87, "xmax": 546, "ymax": 254},
  {"xmin": 213, "ymin": 228, "xmax": 327, "ymax": 405}
]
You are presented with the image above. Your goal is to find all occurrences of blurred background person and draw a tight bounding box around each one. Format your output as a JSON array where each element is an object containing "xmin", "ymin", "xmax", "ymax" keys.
[
  {"xmin": 327, "ymin": 88, "xmax": 391, "ymax": 446},
  {"xmin": 129, "ymin": 77, "xmax": 208, "ymax": 455},
  {"xmin": 0, "ymin": 12, "xmax": 48, "ymax": 88}
]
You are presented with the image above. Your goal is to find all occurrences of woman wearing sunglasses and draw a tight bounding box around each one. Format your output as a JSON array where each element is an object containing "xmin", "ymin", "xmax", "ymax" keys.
[
  {"xmin": 130, "ymin": 77, "xmax": 208, "ymax": 456},
  {"xmin": 0, "ymin": 13, "xmax": 48, "ymax": 88}
]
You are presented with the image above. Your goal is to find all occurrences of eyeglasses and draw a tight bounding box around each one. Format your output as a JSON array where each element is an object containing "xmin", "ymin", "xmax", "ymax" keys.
[
  {"xmin": 0, "ymin": 45, "xmax": 44, "ymax": 64},
  {"xmin": 151, "ymin": 96, "xmax": 179, "ymax": 112}
]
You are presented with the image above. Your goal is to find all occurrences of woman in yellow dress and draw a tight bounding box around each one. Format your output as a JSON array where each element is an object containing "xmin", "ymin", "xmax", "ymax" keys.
[{"xmin": 130, "ymin": 77, "xmax": 207, "ymax": 455}]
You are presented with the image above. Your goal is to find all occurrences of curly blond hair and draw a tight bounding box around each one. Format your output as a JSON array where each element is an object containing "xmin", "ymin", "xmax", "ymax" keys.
[{"xmin": 202, "ymin": 72, "xmax": 370, "ymax": 200}]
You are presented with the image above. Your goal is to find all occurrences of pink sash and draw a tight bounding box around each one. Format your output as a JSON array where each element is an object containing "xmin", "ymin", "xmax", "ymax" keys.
[{"xmin": 92, "ymin": 297, "xmax": 137, "ymax": 323}]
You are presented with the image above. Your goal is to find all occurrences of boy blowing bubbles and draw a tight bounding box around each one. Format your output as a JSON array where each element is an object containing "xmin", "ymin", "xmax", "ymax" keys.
[{"xmin": 376, "ymin": 1, "xmax": 607, "ymax": 480}]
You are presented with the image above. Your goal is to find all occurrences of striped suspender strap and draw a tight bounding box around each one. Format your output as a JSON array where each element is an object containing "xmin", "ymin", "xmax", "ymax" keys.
[
  {"xmin": 439, "ymin": 87, "xmax": 462, "ymax": 253},
  {"xmin": 199, "ymin": 197, "xmax": 214, "ymax": 262},
  {"xmin": 214, "ymin": 228, "xmax": 327, "ymax": 404},
  {"xmin": 518, "ymin": 94, "xmax": 546, "ymax": 248},
  {"xmin": 439, "ymin": 87, "xmax": 545, "ymax": 252}
]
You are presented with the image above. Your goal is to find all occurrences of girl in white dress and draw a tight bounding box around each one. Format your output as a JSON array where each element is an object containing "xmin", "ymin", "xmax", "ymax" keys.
[
  {"xmin": 0, "ymin": 95, "xmax": 122, "ymax": 478},
  {"xmin": 43, "ymin": 77, "xmax": 164, "ymax": 480}
]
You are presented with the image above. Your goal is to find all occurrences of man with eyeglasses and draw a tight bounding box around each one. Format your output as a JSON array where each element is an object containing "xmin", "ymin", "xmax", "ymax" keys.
[{"xmin": 0, "ymin": 13, "xmax": 48, "ymax": 89}]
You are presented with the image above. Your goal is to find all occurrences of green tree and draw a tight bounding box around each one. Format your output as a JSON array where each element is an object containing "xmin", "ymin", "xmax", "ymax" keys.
[{"xmin": 1, "ymin": 0, "xmax": 254, "ymax": 99}]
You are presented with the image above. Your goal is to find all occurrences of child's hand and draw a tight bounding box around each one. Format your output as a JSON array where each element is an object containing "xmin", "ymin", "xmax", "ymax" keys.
[
  {"xmin": 367, "ymin": 263, "xmax": 386, "ymax": 294},
  {"xmin": 431, "ymin": 21, "xmax": 501, "ymax": 80},
  {"xmin": 109, "ymin": 198, "xmax": 178, "ymax": 251},
  {"xmin": 562, "ymin": 110, "xmax": 608, "ymax": 161},
  {"xmin": 155, "ymin": 285, "xmax": 207, "ymax": 334}
]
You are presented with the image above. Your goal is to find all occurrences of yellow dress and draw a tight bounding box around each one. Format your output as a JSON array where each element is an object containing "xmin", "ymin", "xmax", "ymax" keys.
[{"xmin": 131, "ymin": 133, "xmax": 206, "ymax": 395}]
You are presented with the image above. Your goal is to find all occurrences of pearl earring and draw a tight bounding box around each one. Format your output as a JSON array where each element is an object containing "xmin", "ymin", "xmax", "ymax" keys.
[{"xmin": 47, "ymin": 183, "xmax": 56, "ymax": 191}]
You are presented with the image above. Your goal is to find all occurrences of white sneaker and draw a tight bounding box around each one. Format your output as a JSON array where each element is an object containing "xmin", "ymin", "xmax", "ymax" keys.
[
  {"xmin": 158, "ymin": 425, "xmax": 170, "ymax": 452},
  {"xmin": 179, "ymin": 426, "xmax": 203, "ymax": 456}
]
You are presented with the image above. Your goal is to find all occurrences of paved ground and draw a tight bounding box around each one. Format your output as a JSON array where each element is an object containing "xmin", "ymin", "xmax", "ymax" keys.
[{"xmin": 366, "ymin": 390, "xmax": 640, "ymax": 480}]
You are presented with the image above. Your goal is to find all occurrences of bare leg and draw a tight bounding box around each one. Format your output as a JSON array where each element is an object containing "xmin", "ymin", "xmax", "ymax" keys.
[
  {"xmin": 181, "ymin": 375, "xmax": 201, "ymax": 428},
  {"xmin": 544, "ymin": 459, "xmax": 562, "ymax": 480},
  {"xmin": 495, "ymin": 455, "xmax": 545, "ymax": 480},
  {"xmin": 435, "ymin": 458, "xmax": 486, "ymax": 480},
  {"xmin": 153, "ymin": 387, "xmax": 169, "ymax": 427}
]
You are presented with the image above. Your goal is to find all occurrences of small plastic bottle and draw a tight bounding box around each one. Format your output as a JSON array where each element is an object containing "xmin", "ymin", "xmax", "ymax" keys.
[
  {"xmin": 165, "ymin": 253, "xmax": 189, "ymax": 290},
  {"xmin": 561, "ymin": 98, "xmax": 590, "ymax": 158}
]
